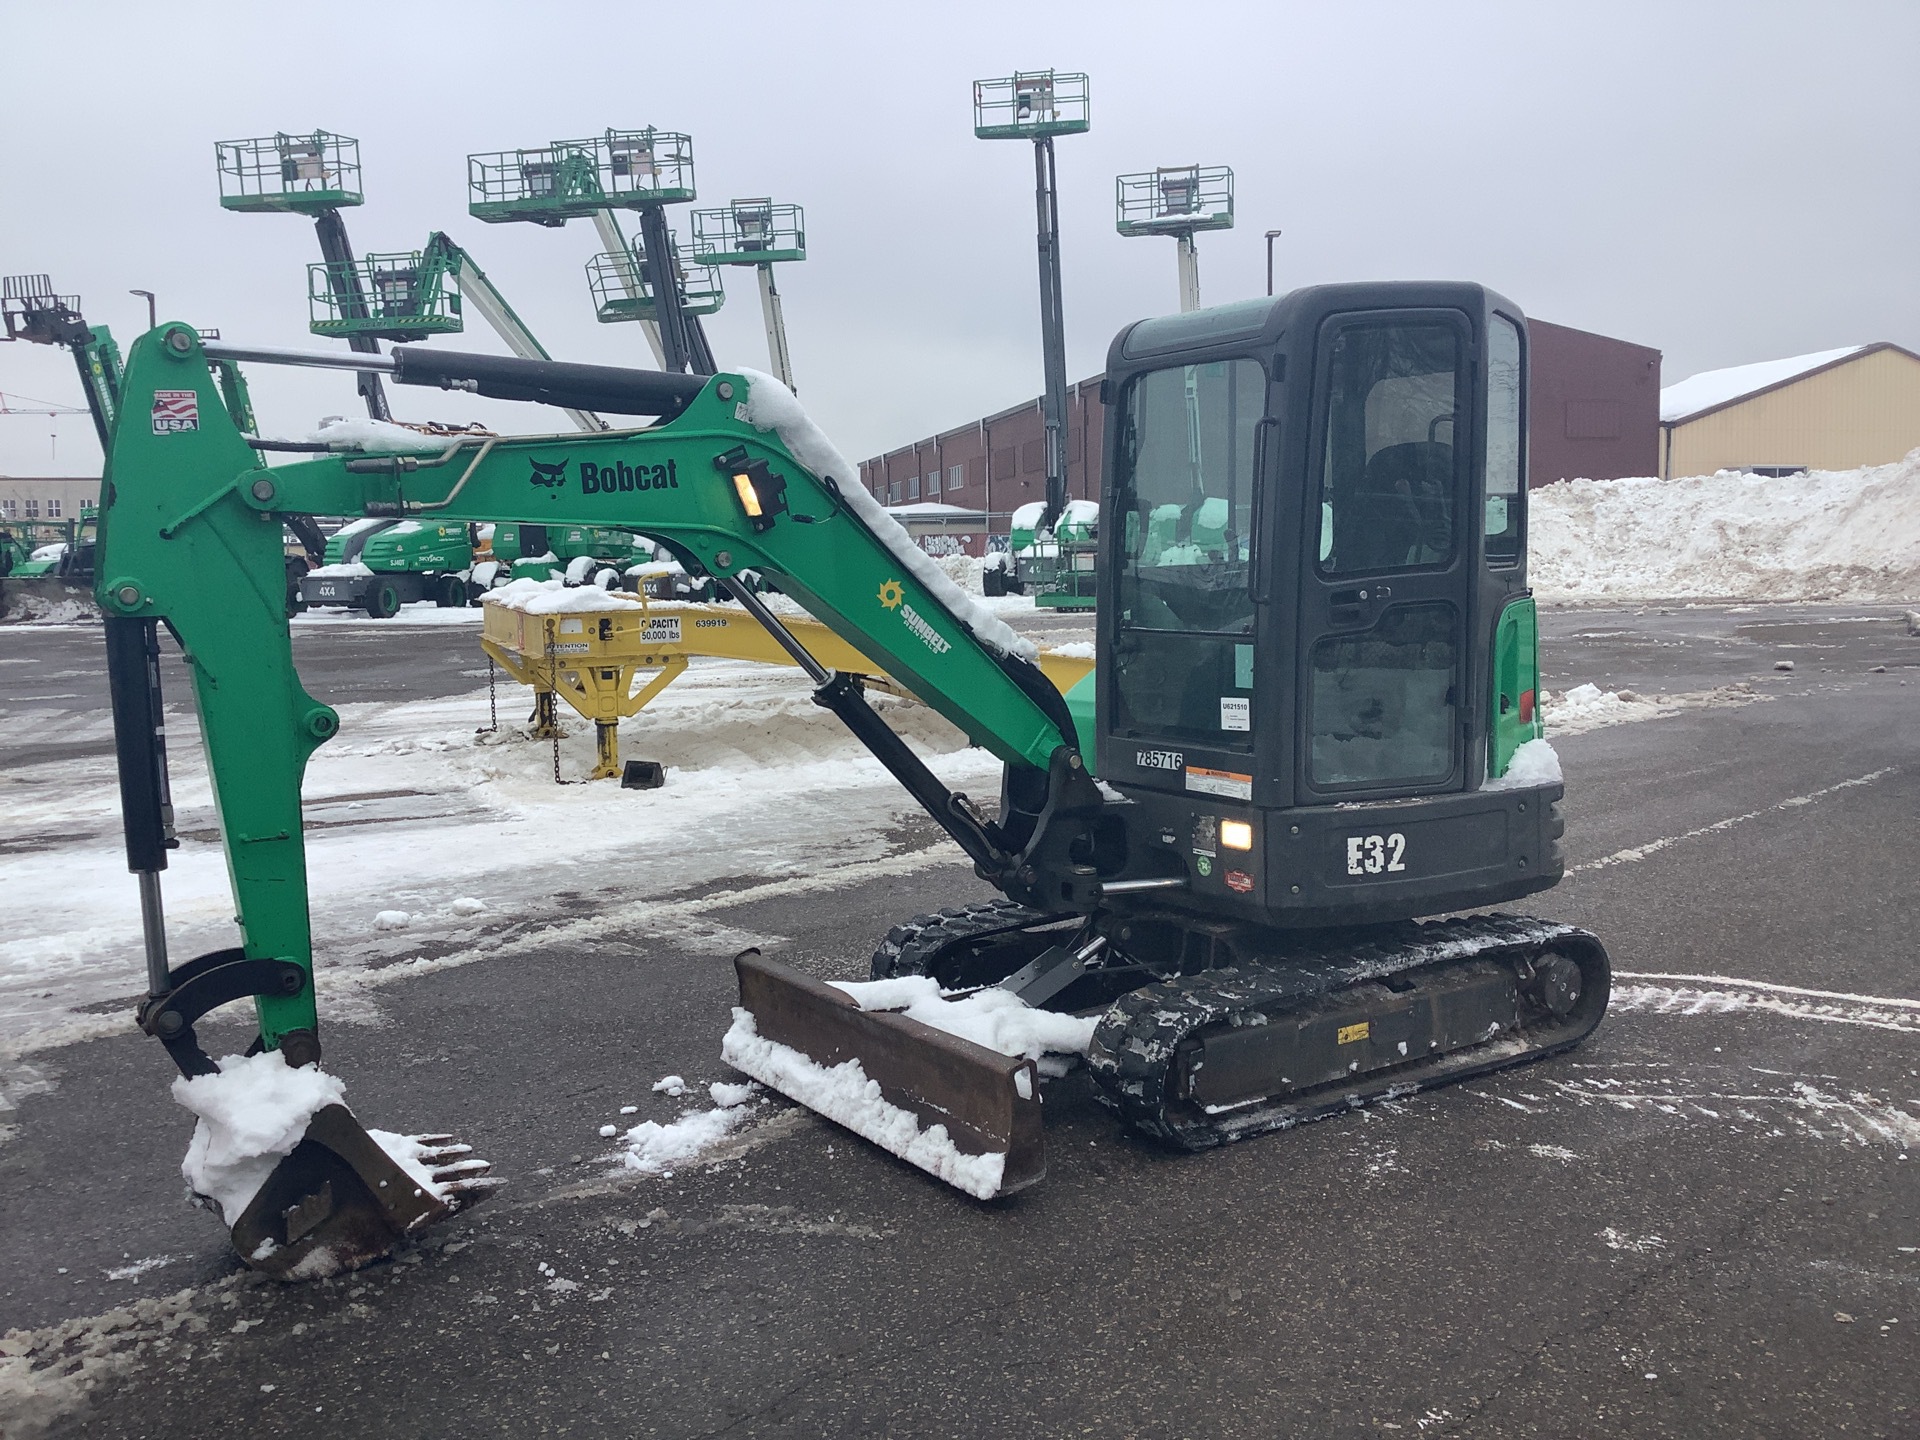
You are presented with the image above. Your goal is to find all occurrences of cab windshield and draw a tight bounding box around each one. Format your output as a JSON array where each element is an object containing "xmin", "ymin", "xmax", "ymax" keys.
[
  {"xmin": 1110, "ymin": 358, "xmax": 1265, "ymax": 746},
  {"xmin": 1113, "ymin": 359, "xmax": 1264, "ymax": 634}
]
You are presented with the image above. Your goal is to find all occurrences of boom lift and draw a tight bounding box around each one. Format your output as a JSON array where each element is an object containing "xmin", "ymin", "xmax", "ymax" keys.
[
  {"xmin": 691, "ymin": 198, "xmax": 805, "ymax": 390},
  {"xmin": 467, "ymin": 127, "xmax": 719, "ymax": 376},
  {"xmin": 96, "ymin": 282, "xmax": 1608, "ymax": 1273},
  {"xmin": 216, "ymin": 131, "xmax": 395, "ymax": 420}
]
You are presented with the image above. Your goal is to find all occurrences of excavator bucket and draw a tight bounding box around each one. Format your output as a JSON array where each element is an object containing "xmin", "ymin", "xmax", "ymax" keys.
[
  {"xmin": 725, "ymin": 952, "xmax": 1046, "ymax": 1200},
  {"xmin": 226, "ymin": 1107, "xmax": 494, "ymax": 1280}
]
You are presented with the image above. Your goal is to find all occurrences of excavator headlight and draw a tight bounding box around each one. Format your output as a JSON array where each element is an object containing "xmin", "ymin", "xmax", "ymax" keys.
[
  {"xmin": 1219, "ymin": 819, "xmax": 1254, "ymax": 851},
  {"xmin": 715, "ymin": 446, "xmax": 788, "ymax": 533}
]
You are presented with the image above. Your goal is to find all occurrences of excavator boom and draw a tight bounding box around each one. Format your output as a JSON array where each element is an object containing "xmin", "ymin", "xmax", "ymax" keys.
[{"xmin": 95, "ymin": 325, "xmax": 1105, "ymax": 1260}]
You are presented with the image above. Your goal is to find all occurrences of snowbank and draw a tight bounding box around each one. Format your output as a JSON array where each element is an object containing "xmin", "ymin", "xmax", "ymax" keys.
[
  {"xmin": 738, "ymin": 369, "xmax": 1037, "ymax": 662},
  {"xmin": 1531, "ymin": 453, "xmax": 1920, "ymax": 602},
  {"xmin": 0, "ymin": 589, "xmax": 98, "ymax": 625}
]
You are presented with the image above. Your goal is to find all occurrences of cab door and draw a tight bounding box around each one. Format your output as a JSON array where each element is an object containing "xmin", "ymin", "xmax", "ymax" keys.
[{"xmin": 1296, "ymin": 309, "xmax": 1476, "ymax": 802}]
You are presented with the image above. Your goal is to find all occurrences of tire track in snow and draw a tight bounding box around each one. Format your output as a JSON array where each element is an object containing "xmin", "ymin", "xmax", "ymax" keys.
[{"xmin": 1611, "ymin": 973, "xmax": 1920, "ymax": 1035}]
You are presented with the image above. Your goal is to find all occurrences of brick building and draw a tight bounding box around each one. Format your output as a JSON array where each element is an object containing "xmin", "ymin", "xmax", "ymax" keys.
[{"xmin": 860, "ymin": 313, "xmax": 1660, "ymax": 554}]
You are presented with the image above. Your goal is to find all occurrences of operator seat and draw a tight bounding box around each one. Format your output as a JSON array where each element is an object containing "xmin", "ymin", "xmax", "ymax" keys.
[{"xmin": 1337, "ymin": 441, "xmax": 1454, "ymax": 571}]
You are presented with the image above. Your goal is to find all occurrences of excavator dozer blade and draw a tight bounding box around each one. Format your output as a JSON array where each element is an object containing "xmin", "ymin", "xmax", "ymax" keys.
[
  {"xmin": 725, "ymin": 952, "xmax": 1046, "ymax": 1200},
  {"xmin": 228, "ymin": 1105, "xmax": 494, "ymax": 1280}
]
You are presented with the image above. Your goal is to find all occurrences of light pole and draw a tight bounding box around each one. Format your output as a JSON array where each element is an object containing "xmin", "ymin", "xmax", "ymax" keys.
[
  {"xmin": 1264, "ymin": 230, "xmax": 1282, "ymax": 296},
  {"xmin": 129, "ymin": 289, "xmax": 156, "ymax": 330}
]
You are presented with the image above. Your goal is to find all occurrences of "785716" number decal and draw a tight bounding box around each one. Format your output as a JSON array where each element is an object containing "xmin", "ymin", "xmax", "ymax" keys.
[{"xmin": 1346, "ymin": 833, "xmax": 1407, "ymax": 876}]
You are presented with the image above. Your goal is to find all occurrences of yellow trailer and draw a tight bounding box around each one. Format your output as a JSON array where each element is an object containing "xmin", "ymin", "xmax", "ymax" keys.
[{"xmin": 479, "ymin": 589, "xmax": 1091, "ymax": 781}]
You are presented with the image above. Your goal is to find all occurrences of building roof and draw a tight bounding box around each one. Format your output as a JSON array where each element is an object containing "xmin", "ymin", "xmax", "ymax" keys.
[
  {"xmin": 883, "ymin": 502, "xmax": 986, "ymax": 518},
  {"xmin": 1659, "ymin": 345, "xmax": 1871, "ymax": 424}
]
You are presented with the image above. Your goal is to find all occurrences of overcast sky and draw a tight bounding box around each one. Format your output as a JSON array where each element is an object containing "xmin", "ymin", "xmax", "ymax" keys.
[{"xmin": 2, "ymin": 0, "xmax": 1915, "ymax": 477}]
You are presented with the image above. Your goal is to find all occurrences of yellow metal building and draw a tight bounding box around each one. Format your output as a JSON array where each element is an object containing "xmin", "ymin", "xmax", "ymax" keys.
[{"xmin": 1659, "ymin": 342, "xmax": 1920, "ymax": 478}]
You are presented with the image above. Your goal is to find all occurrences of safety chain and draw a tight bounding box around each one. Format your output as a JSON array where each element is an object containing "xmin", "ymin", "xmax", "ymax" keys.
[
  {"xmin": 543, "ymin": 617, "xmax": 577, "ymax": 785},
  {"xmin": 477, "ymin": 655, "xmax": 499, "ymax": 735}
]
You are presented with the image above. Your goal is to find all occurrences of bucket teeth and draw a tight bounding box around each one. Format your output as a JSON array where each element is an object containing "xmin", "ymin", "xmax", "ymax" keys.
[{"xmin": 228, "ymin": 1105, "xmax": 496, "ymax": 1280}]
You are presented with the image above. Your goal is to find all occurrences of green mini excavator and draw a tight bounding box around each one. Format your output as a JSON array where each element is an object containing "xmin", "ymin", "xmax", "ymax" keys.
[{"xmin": 95, "ymin": 282, "xmax": 1608, "ymax": 1275}]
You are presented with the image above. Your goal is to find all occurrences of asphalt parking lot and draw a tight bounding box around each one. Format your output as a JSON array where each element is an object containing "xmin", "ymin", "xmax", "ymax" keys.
[{"xmin": 1, "ymin": 600, "xmax": 1915, "ymax": 1438}]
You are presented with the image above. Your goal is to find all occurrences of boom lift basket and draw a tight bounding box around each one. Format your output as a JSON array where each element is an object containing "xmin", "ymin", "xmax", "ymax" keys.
[
  {"xmin": 1114, "ymin": 165, "xmax": 1235, "ymax": 236},
  {"xmin": 308, "ymin": 251, "xmax": 464, "ymax": 342},
  {"xmin": 468, "ymin": 128, "xmax": 696, "ymax": 225},
  {"xmin": 690, "ymin": 199, "xmax": 807, "ymax": 266},
  {"xmin": 973, "ymin": 70, "xmax": 1091, "ymax": 139},
  {"xmin": 216, "ymin": 131, "xmax": 363, "ymax": 213},
  {"xmin": 587, "ymin": 239, "xmax": 724, "ymax": 322}
]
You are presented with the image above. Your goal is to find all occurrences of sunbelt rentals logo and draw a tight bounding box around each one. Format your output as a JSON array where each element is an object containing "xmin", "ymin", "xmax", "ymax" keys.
[{"xmin": 877, "ymin": 578, "xmax": 951, "ymax": 656}]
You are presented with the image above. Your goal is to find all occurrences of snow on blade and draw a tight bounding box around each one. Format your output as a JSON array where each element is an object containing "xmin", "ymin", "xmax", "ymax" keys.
[
  {"xmin": 737, "ymin": 368, "xmax": 1038, "ymax": 663},
  {"xmin": 171, "ymin": 1051, "xmax": 347, "ymax": 1224},
  {"xmin": 480, "ymin": 576, "xmax": 645, "ymax": 615},
  {"xmin": 721, "ymin": 1007, "xmax": 1007, "ymax": 1200},
  {"xmin": 827, "ymin": 975, "xmax": 1099, "ymax": 1065}
]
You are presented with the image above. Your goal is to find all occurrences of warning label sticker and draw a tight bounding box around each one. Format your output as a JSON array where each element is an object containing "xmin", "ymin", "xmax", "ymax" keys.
[
  {"xmin": 150, "ymin": 389, "xmax": 199, "ymax": 434},
  {"xmin": 1185, "ymin": 766, "xmax": 1253, "ymax": 801}
]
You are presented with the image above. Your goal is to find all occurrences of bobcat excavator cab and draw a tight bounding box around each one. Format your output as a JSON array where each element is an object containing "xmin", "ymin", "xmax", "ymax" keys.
[{"xmin": 94, "ymin": 281, "xmax": 1607, "ymax": 1275}]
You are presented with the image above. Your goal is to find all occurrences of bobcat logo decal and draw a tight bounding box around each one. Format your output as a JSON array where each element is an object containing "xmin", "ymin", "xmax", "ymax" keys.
[{"xmin": 528, "ymin": 458, "xmax": 570, "ymax": 489}]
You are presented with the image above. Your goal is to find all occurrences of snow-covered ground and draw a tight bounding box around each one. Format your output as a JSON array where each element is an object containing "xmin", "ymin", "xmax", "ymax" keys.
[
  {"xmin": 1531, "ymin": 451, "xmax": 1920, "ymax": 603},
  {"xmin": 0, "ymin": 656, "xmax": 999, "ymax": 1055}
]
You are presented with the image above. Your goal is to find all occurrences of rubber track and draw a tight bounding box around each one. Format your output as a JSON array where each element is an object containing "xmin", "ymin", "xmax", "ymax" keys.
[
  {"xmin": 1085, "ymin": 912, "xmax": 1610, "ymax": 1150},
  {"xmin": 869, "ymin": 898, "xmax": 1065, "ymax": 982}
]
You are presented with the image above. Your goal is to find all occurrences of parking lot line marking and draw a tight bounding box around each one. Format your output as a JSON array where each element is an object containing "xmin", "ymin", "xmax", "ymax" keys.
[{"xmin": 1570, "ymin": 767, "xmax": 1895, "ymax": 875}]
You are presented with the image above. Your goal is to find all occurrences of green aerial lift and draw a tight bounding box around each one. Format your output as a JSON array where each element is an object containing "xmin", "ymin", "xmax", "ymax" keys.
[
  {"xmin": 691, "ymin": 198, "xmax": 805, "ymax": 389},
  {"xmin": 293, "ymin": 230, "xmax": 658, "ymax": 615},
  {"xmin": 467, "ymin": 127, "xmax": 719, "ymax": 376},
  {"xmin": 216, "ymin": 131, "xmax": 396, "ymax": 420},
  {"xmin": 95, "ymin": 283, "xmax": 1607, "ymax": 1276}
]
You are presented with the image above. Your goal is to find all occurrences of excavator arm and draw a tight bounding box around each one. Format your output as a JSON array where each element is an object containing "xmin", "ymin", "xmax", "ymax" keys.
[{"xmin": 96, "ymin": 319, "xmax": 1103, "ymax": 1106}]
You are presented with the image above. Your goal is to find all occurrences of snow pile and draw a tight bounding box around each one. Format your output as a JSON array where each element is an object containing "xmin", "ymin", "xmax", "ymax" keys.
[
  {"xmin": 304, "ymin": 561, "xmax": 372, "ymax": 579},
  {"xmin": 738, "ymin": 368, "xmax": 1037, "ymax": 662},
  {"xmin": 0, "ymin": 589, "xmax": 98, "ymax": 625},
  {"xmin": 171, "ymin": 1051, "xmax": 348, "ymax": 1224},
  {"xmin": 622, "ymin": 1090, "xmax": 756, "ymax": 1175},
  {"xmin": 829, "ymin": 974, "xmax": 1099, "ymax": 1075},
  {"xmin": 1543, "ymin": 682, "xmax": 1663, "ymax": 733},
  {"xmin": 721, "ymin": 1008, "xmax": 1008, "ymax": 1199},
  {"xmin": 309, "ymin": 416, "xmax": 458, "ymax": 455},
  {"xmin": 1481, "ymin": 737, "xmax": 1562, "ymax": 792},
  {"xmin": 1531, "ymin": 453, "xmax": 1920, "ymax": 602},
  {"xmin": 480, "ymin": 576, "xmax": 644, "ymax": 615}
]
